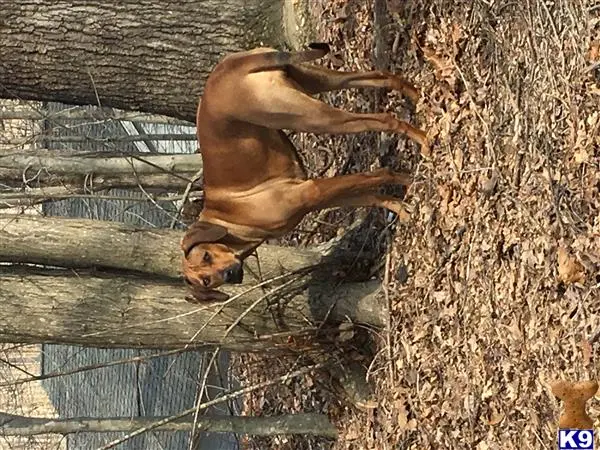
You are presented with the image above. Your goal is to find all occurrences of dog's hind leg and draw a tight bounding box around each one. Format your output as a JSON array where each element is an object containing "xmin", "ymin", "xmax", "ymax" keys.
[
  {"xmin": 287, "ymin": 64, "xmax": 420, "ymax": 104},
  {"xmin": 237, "ymin": 81, "xmax": 428, "ymax": 148}
]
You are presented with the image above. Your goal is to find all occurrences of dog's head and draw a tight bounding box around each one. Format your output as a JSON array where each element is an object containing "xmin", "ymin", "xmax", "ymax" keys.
[{"xmin": 181, "ymin": 221, "xmax": 244, "ymax": 302}]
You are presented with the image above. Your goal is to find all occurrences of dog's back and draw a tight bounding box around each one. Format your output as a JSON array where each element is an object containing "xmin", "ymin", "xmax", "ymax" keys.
[{"xmin": 196, "ymin": 47, "xmax": 323, "ymax": 192}]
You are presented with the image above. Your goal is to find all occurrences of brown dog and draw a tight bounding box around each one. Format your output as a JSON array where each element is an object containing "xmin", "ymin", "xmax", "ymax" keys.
[{"xmin": 182, "ymin": 43, "xmax": 428, "ymax": 302}]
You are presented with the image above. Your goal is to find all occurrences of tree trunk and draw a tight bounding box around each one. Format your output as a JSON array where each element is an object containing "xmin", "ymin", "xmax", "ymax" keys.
[
  {"xmin": 0, "ymin": 0, "xmax": 295, "ymax": 122},
  {"xmin": 0, "ymin": 214, "xmax": 318, "ymax": 280},
  {"xmin": 0, "ymin": 266, "xmax": 383, "ymax": 350},
  {"xmin": 0, "ymin": 215, "xmax": 386, "ymax": 349}
]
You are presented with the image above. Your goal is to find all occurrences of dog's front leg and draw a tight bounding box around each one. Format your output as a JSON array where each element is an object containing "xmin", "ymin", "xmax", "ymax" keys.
[{"xmin": 298, "ymin": 169, "xmax": 412, "ymax": 220}]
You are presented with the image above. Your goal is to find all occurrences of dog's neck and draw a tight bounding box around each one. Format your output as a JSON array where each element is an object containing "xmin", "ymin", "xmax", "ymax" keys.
[{"xmin": 197, "ymin": 213, "xmax": 265, "ymax": 256}]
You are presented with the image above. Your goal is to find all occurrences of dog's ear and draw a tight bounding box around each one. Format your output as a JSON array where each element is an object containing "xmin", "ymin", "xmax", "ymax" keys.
[
  {"xmin": 184, "ymin": 280, "xmax": 230, "ymax": 303},
  {"xmin": 181, "ymin": 221, "xmax": 228, "ymax": 255}
]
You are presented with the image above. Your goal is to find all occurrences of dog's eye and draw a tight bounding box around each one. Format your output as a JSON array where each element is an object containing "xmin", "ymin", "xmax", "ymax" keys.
[
  {"xmin": 203, "ymin": 252, "xmax": 212, "ymax": 263},
  {"xmin": 202, "ymin": 277, "xmax": 211, "ymax": 287}
]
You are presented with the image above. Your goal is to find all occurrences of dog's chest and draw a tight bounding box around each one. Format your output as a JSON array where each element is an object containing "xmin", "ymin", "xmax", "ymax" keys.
[{"xmin": 205, "ymin": 176, "xmax": 307, "ymax": 237}]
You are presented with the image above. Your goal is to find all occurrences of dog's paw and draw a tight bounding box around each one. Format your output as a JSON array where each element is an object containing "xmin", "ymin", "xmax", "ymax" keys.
[
  {"xmin": 386, "ymin": 202, "xmax": 412, "ymax": 224},
  {"xmin": 389, "ymin": 75, "xmax": 420, "ymax": 105}
]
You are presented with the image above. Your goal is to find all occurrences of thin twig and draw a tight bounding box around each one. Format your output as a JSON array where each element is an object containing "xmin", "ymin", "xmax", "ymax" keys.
[
  {"xmin": 170, "ymin": 168, "xmax": 203, "ymax": 229},
  {"xmin": 79, "ymin": 267, "xmax": 315, "ymax": 343},
  {"xmin": 0, "ymin": 357, "xmax": 36, "ymax": 379},
  {"xmin": 185, "ymin": 267, "xmax": 315, "ymax": 345},
  {"xmin": 224, "ymin": 277, "xmax": 300, "ymax": 337},
  {"xmin": 382, "ymin": 252, "xmax": 394, "ymax": 383},
  {"xmin": 130, "ymin": 160, "xmax": 184, "ymax": 226}
]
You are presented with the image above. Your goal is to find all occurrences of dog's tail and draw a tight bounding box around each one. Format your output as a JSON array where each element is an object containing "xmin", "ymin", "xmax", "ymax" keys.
[{"xmin": 245, "ymin": 43, "xmax": 330, "ymax": 73}]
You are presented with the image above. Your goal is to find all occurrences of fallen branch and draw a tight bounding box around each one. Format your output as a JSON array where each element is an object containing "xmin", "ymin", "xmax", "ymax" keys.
[
  {"xmin": 0, "ymin": 189, "xmax": 203, "ymax": 209},
  {"xmin": 0, "ymin": 412, "xmax": 337, "ymax": 439},
  {"xmin": 0, "ymin": 151, "xmax": 202, "ymax": 208},
  {"xmin": 0, "ymin": 108, "xmax": 192, "ymax": 125},
  {"xmin": 40, "ymin": 134, "xmax": 197, "ymax": 143}
]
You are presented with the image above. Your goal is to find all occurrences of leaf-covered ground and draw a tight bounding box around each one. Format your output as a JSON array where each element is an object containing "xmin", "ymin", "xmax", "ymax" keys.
[{"xmin": 238, "ymin": 0, "xmax": 599, "ymax": 448}]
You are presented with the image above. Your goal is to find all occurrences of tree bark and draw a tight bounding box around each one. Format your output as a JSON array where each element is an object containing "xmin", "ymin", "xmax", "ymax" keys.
[
  {"xmin": 0, "ymin": 150, "xmax": 202, "ymax": 190},
  {"xmin": 0, "ymin": 0, "xmax": 292, "ymax": 122},
  {"xmin": 0, "ymin": 151, "xmax": 204, "ymax": 208},
  {"xmin": 0, "ymin": 108, "xmax": 190, "ymax": 124},
  {"xmin": 0, "ymin": 266, "xmax": 382, "ymax": 350},
  {"xmin": 0, "ymin": 215, "xmax": 386, "ymax": 349},
  {"xmin": 0, "ymin": 412, "xmax": 337, "ymax": 438},
  {"xmin": 0, "ymin": 214, "xmax": 316, "ymax": 280}
]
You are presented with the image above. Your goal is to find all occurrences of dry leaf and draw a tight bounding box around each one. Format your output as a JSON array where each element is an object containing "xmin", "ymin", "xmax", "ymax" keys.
[
  {"xmin": 574, "ymin": 148, "xmax": 590, "ymax": 164},
  {"xmin": 450, "ymin": 23, "xmax": 463, "ymax": 46},
  {"xmin": 345, "ymin": 425, "xmax": 360, "ymax": 440},
  {"xmin": 356, "ymin": 399, "xmax": 378, "ymax": 410},
  {"xmin": 589, "ymin": 40, "xmax": 600, "ymax": 61},
  {"xmin": 422, "ymin": 47, "xmax": 456, "ymax": 84},
  {"xmin": 581, "ymin": 339, "xmax": 593, "ymax": 366},
  {"xmin": 487, "ymin": 412, "xmax": 505, "ymax": 426},
  {"xmin": 454, "ymin": 146, "xmax": 464, "ymax": 172},
  {"xmin": 480, "ymin": 172, "xmax": 498, "ymax": 195},
  {"xmin": 406, "ymin": 418, "xmax": 417, "ymax": 430},
  {"xmin": 557, "ymin": 247, "xmax": 586, "ymax": 284},
  {"xmin": 397, "ymin": 408, "xmax": 408, "ymax": 429},
  {"xmin": 423, "ymin": 47, "xmax": 449, "ymax": 72}
]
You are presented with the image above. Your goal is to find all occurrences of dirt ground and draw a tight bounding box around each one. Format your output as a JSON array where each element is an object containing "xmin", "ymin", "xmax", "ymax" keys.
[{"xmin": 239, "ymin": 0, "xmax": 599, "ymax": 448}]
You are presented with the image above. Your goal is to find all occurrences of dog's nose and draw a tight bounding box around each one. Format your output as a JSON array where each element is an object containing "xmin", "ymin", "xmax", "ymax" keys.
[{"xmin": 223, "ymin": 263, "xmax": 243, "ymax": 284}]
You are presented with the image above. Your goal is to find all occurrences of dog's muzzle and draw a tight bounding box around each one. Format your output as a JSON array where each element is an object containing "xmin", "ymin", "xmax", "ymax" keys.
[{"xmin": 223, "ymin": 262, "xmax": 243, "ymax": 284}]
